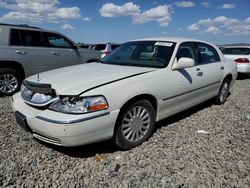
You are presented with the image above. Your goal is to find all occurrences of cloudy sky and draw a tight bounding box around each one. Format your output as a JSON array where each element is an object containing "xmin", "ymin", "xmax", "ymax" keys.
[{"xmin": 0, "ymin": 0, "xmax": 250, "ymax": 44}]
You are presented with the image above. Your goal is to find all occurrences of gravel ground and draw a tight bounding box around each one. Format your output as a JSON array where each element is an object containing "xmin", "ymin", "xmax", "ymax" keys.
[{"xmin": 0, "ymin": 77, "xmax": 250, "ymax": 188}]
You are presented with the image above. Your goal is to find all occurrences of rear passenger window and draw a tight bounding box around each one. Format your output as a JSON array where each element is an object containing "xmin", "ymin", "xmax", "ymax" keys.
[
  {"xmin": 10, "ymin": 29, "xmax": 22, "ymax": 46},
  {"xmin": 19, "ymin": 30, "xmax": 44, "ymax": 47},
  {"xmin": 197, "ymin": 43, "xmax": 220, "ymax": 64}
]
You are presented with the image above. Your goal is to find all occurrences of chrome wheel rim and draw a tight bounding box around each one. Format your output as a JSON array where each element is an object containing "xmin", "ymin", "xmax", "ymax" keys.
[
  {"xmin": 121, "ymin": 106, "xmax": 151, "ymax": 142},
  {"xmin": 0, "ymin": 74, "xmax": 18, "ymax": 94},
  {"xmin": 219, "ymin": 82, "xmax": 229, "ymax": 102}
]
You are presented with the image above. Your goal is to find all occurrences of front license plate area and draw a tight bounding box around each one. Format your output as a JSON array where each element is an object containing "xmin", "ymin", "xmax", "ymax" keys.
[{"xmin": 15, "ymin": 111, "xmax": 29, "ymax": 131}]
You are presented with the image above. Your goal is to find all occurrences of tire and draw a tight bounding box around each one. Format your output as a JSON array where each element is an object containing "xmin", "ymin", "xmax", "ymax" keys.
[
  {"xmin": 0, "ymin": 68, "xmax": 22, "ymax": 96},
  {"xmin": 216, "ymin": 79, "xmax": 230, "ymax": 105},
  {"xmin": 114, "ymin": 100, "xmax": 156, "ymax": 150}
]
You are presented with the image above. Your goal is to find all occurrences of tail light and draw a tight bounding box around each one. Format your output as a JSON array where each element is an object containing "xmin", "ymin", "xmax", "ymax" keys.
[
  {"xmin": 235, "ymin": 58, "xmax": 249, "ymax": 63},
  {"xmin": 103, "ymin": 51, "xmax": 109, "ymax": 56}
]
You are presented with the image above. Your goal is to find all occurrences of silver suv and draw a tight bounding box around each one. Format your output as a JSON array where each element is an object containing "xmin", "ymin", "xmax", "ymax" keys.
[{"xmin": 0, "ymin": 23, "xmax": 101, "ymax": 96}]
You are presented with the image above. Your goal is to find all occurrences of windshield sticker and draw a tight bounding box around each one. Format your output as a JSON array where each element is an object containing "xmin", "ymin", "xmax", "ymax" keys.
[{"xmin": 155, "ymin": 42, "xmax": 173, "ymax": 47}]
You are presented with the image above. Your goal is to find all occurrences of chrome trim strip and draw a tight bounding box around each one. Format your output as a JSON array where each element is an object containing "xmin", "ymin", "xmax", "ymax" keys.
[
  {"xmin": 163, "ymin": 81, "xmax": 221, "ymax": 101},
  {"xmin": 36, "ymin": 112, "xmax": 110, "ymax": 124}
]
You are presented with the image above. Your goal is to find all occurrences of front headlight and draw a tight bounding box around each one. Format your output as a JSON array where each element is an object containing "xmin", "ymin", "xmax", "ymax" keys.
[{"xmin": 49, "ymin": 96, "xmax": 108, "ymax": 114}]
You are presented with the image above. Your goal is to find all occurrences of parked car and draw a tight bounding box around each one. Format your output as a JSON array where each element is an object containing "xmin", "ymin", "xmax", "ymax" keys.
[
  {"xmin": 92, "ymin": 43, "xmax": 120, "ymax": 58},
  {"xmin": 218, "ymin": 46, "xmax": 225, "ymax": 52},
  {"xmin": 221, "ymin": 46, "xmax": 250, "ymax": 75},
  {"xmin": 76, "ymin": 43, "xmax": 92, "ymax": 49},
  {"xmin": 12, "ymin": 37, "xmax": 237, "ymax": 149},
  {"xmin": 0, "ymin": 23, "xmax": 101, "ymax": 96}
]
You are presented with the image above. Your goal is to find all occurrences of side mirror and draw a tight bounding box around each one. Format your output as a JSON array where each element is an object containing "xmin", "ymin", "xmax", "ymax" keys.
[{"xmin": 172, "ymin": 57, "xmax": 195, "ymax": 70}]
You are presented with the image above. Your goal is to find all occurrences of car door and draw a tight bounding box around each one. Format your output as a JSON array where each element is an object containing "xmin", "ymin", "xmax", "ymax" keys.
[
  {"xmin": 158, "ymin": 42, "xmax": 207, "ymax": 118},
  {"xmin": 42, "ymin": 32, "xmax": 82, "ymax": 69},
  {"xmin": 194, "ymin": 42, "xmax": 224, "ymax": 100},
  {"xmin": 10, "ymin": 29, "xmax": 50, "ymax": 77}
]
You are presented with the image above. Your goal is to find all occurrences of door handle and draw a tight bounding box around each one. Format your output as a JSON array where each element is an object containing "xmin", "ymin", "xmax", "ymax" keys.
[
  {"xmin": 196, "ymin": 72, "xmax": 203, "ymax": 76},
  {"xmin": 15, "ymin": 50, "xmax": 27, "ymax": 55},
  {"xmin": 220, "ymin": 66, "xmax": 224, "ymax": 70},
  {"xmin": 51, "ymin": 52, "xmax": 60, "ymax": 56}
]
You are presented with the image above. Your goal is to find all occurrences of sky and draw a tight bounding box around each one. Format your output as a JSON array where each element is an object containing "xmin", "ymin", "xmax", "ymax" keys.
[{"xmin": 0, "ymin": 0, "xmax": 250, "ymax": 45}]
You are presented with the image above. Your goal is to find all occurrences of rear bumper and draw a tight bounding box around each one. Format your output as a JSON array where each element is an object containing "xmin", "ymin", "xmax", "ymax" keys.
[{"xmin": 237, "ymin": 64, "xmax": 250, "ymax": 73}]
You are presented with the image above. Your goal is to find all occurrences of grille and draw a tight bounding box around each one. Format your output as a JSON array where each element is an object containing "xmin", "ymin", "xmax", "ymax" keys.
[{"xmin": 21, "ymin": 81, "xmax": 56, "ymax": 106}]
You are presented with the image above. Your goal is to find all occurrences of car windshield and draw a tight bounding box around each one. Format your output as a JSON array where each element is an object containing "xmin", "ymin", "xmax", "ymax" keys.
[
  {"xmin": 101, "ymin": 41, "xmax": 176, "ymax": 68},
  {"xmin": 222, "ymin": 48, "xmax": 250, "ymax": 55}
]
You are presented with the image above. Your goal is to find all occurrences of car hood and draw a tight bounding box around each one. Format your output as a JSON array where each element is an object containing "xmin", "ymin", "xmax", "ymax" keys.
[{"xmin": 26, "ymin": 63, "xmax": 156, "ymax": 95}]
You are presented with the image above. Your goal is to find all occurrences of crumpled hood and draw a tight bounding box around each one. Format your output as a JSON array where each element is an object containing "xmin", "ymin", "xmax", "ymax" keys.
[{"xmin": 26, "ymin": 63, "xmax": 156, "ymax": 95}]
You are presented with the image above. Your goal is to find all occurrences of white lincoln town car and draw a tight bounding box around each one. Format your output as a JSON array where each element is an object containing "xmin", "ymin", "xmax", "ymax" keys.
[{"xmin": 12, "ymin": 38, "xmax": 237, "ymax": 149}]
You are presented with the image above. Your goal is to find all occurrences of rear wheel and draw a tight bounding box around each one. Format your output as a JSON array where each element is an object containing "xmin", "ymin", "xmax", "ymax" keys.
[
  {"xmin": 0, "ymin": 68, "xmax": 22, "ymax": 96},
  {"xmin": 216, "ymin": 79, "xmax": 230, "ymax": 105},
  {"xmin": 114, "ymin": 100, "xmax": 156, "ymax": 150}
]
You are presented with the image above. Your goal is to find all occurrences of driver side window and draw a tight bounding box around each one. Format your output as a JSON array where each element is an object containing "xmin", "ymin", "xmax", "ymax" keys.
[
  {"xmin": 176, "ymin": 42, "xmax": 198, "ymax": 64},
  {"xmin": 42, "ymin": 32, "xmax": 73, "ymax": 48}
]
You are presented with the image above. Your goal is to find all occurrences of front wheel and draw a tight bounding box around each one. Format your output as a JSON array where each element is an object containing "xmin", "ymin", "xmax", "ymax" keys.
[
  {"xmin": 114, "ymin": 100, "xmax": 156, "ymax": 150},
  {"xmin": 216, "ymin": 79, "xmax": 230, "ymax": 105},
  {"xmin": 0, "ymin": 68, "xmax": 22, "ymax": 96}
]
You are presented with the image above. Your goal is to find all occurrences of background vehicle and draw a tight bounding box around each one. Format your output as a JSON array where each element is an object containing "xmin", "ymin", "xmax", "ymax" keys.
[
  {"xmin": 92, "ymin": 43, "xmax": 120, "ymax": 58},
  {"xmin": 0, "ymin": 23, "xmax": 101, "ymax": 96},
  {"xmin": 221, "ymin": 46, "xmax": 250, "ymax": 75},
  {"xmin": 91, "ymin": 43, "xmax": 106, "ymax": 51},
  {"xmin": 12, "ymin": 37, "xmax": 237, "ymax": 150},
  {"xmin": 76, "ymin": 43, "xmax": 93, "ymax": 49}
]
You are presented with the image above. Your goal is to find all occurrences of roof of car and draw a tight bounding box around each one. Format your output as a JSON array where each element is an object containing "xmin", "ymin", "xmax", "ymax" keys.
[
  {"xmin": 0, "ymin": 23, "xmax": 75, "ymax": 44},
  {"xmin": 0, "ymin": 23, "xmax": 42, "ymax": 30},
  {"xmin": 131, "ymin": 37, "xmax": 210, "ymax": 44},
  {"xmin": 0, "ymin": 23, "xmax": 61, "ymax": 34},
  {"xmin": 222, "ymin": 46, "xmax": 250, "ymax": 48}
]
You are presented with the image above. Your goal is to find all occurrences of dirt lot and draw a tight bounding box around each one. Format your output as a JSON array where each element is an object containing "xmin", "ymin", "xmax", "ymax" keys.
[{"xmin": 0, "ymin": 77, "xmax": 250, "ymax": 187}]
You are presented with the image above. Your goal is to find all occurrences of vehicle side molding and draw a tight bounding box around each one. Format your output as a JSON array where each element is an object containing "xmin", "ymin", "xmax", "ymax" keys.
[{"xmin": 172, "ymin": 57, "xmax": 195, "ymax": 70}]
